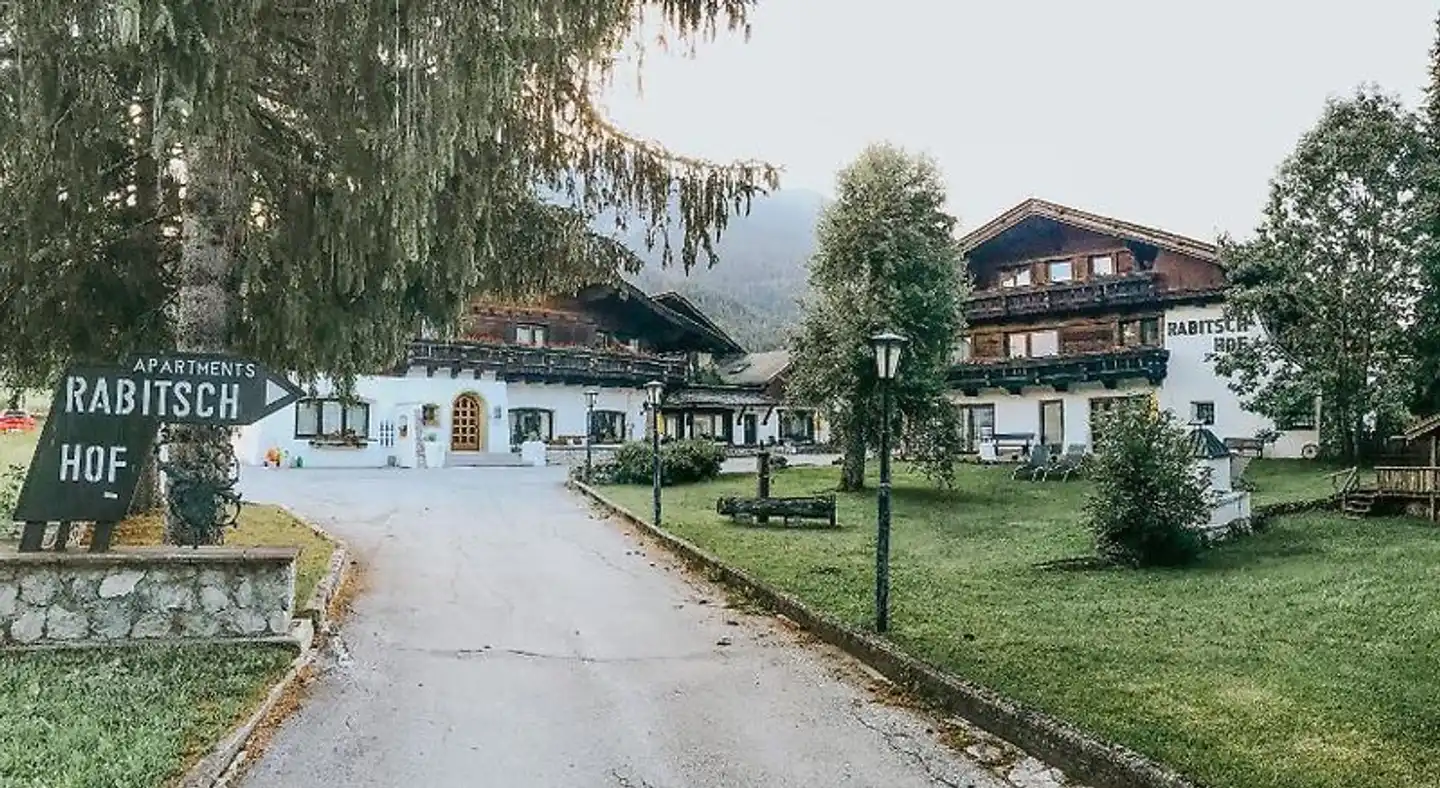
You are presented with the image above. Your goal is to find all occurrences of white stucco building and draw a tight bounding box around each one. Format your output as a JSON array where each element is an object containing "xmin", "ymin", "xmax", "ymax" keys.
[{"xmin": 234, "ymin": 285, "xmax": 828, "ymax": 469}]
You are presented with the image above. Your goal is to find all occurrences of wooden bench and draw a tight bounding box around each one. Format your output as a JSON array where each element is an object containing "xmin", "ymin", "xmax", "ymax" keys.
[
  {"xmin": 1224, "ymin": 437, "xmax": 1264, "ymax": 457},
  {"xmin": 716, "ymin": 495, "xmax": 837, "ymax": 527}
]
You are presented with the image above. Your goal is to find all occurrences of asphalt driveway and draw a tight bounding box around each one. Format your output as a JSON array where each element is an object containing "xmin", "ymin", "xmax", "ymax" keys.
[{"xmin": 234, "ymin": 466, "xmax": 1021, "ymax": 788}]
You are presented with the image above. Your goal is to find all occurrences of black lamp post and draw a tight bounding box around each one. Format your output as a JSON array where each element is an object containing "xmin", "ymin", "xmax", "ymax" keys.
[
  {"xmin": 645, "ymin": 380, "xmax": 665, "ymax": 526},
  {"xmin": 584, "ymin": 387, "xmax": 599, "ymax": 483},
  {"xmin": 870, "ymin": 330, "xmax": 907, "ymax": 634}
]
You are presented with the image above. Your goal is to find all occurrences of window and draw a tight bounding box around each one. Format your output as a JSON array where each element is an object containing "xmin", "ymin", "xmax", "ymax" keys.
[
  {"xmin": 1191, "ymin": 401, "xmax": 1216, "ymax": 426},
  {"xmin": 420, "ymin": 404, "xmax": 439, "ymax": 426},
  {"xmin": 1276, "ymin": 399, "xmax": 1318, "ymax": 430},
  {"xmin": 953, "ymin": 336, "xmax": 972, "ymax": 363},
  {"xmin": 509, "ymin": 408, "xmax": 554, "ymax": 444},
  {"xmin": 1048, "ymin": 259, "xmax": 1073, "ymax": 283},
  {"xmin": 1039, "ymin": 399, "xmax": 1065, "ymax": 451},
  {"xmin": 1090, "ymin": 254, "xmax": 1115, "ymax": 277},
  {"xmin": 294, "ymin": 398, "xmax": 370, "ymax": 439},
  {"xmin": 691, "ymin": 412, "xmax": 732, "ymax": 441},
  {"xmin": 780, "ymin": 410, "xmax": 816, "ymax": 443},
  {"xmin": 590, "ymin": 410, "xmax": 626, "ymax": 443},
  {"xmin": 956, "ymin": 404, "xmax": 995, "ymax": 453},
  {"xmin": 515, "ymin": 324, "xmax": 547, "ymax": 347},
  {"xmin": 1029, "ymin": 330, "xmax": 1059, "ymax": 357},
  {"xmin": 999, "ymin": 267, "xmax": 1033, "ymax": 288},
  {"xmin": 595, "ymin": 330, "xmax": 611, "ymax": 348},
  {"xmin": 1007, "ymin": 333, "xmax": 1028, "ymax": 358},
  {"xmin": 1119, "ymin": 317, "xmax": 1162, "ymax": 347}
]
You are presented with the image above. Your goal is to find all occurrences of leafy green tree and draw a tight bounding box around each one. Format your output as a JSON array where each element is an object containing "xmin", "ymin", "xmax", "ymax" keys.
[
  {"xmin": 1413, "ymin": 13, "xmax": 1440, "ymax": 415},
  {"xmin": 1083, "ymin": 402, "xmax": 1207, "ymax": 568},
  {"xmin": 787, "ymin": 143, "xmax": 964, "ymax": 490},
  {"xmin": 1214, "ymin": 87, "xmax": 1425, "ymax": 461},
  {"xmin": 1, "ymin": 1, "xmax": 775, "ymax": 541}
]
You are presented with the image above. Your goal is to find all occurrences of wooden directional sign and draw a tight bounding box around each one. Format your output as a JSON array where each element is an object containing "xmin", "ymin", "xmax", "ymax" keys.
[{"xmin": 13, "ymin": 352, "xmax": 305, "ymax": 526}]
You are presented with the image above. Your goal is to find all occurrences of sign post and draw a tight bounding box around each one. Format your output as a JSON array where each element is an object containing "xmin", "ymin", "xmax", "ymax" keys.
[{"xmin": 12, "ymin": 352, "xmax": 304, "ymax": 552}]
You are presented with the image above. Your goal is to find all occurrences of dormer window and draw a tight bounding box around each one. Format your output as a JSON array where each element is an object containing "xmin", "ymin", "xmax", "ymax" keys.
[
  {"xmin": 999, "ymin": 267, "xmax": 1032, "ymax": 288},
  {"xmin": 1090, "ymin": 254, "xmax": 1115, "ymax": 277},
  {"xmin": 1047, "ymin": 259, "xmax": 1073, "ymax": 283}
]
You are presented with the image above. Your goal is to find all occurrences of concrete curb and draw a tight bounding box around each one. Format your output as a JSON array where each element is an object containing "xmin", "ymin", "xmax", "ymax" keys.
[
  {"xmin": 178, "ymin": 508, "xmax": 353, "ymax": 788},
  {"xmin": 571, "ymin": 480, "xmax": 1203, "ymax": 788}
]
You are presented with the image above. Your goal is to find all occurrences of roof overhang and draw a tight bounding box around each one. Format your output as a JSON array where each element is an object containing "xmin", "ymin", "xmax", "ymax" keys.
[
  {"xmin": 577, "ymin": 281, "xmax": 743, "ymax": 355},
  {"xmin": 960, "ymin": 198, "xmax": 1219, "ymax": 264}
]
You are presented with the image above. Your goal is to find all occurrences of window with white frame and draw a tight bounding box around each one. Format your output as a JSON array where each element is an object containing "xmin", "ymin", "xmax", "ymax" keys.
[
  {"xmin": 952, "ymin": 336, "xmax": 972, "ymax": 363},
  {"xmin": 515, "ymin": 324, "xmax": 547, "ymax": 347},
  {"xmin": 294, "ymin": 398, "xmax": 370, "ymax": 439},
  {"xmin": 1029, "ymin": 330, "xmax": 1059, "ymax": 357},
  {"xmin": 590, "ymin": 410, "xmax": 626, "ymax": 443},
  {"xmin": 509, "ymin": 408, "xmax": 554, "ymax": 444},
  {"xmin": 1047, "ymin": 259, "xmax": 1073, "ymax": 283},
  {"xmin": 1090, "ymin": 254, "xmax": 1115, "ymax": 277},
  {"xmin": 1007, "ymin": 333, "xmax": 1028, "ymax": 358},
  {"xmin": 999, "ymin": 267, "xmax": 1032, "ymax": 288}
]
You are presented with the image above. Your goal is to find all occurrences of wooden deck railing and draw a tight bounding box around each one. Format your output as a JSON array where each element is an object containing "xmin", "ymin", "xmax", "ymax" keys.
[
  {"xmin": 1374, "ymin": 466, "xmax": 1440, "ymax": 495},
  {"xmin": 1326, "ymin": 466, "xmax": 1359, "ymax": 497}
]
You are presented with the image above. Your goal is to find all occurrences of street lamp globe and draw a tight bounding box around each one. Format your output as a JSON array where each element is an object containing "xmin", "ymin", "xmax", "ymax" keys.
[
  {"xmin": 869, "ymin": 331, "xmax": 908, "ymax": 381},
  {"xmin": 644, "ymin": 380, "xmax": 665, "ymax": 407},
  {"xmin": 584, "ymin": 388, "xmax": 599, "ymax": 408}
]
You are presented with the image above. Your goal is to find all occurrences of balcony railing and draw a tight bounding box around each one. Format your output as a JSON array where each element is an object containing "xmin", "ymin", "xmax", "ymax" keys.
[
  {"xmin": 966, "ymin": 272, "xmax": 1159, "ymax": 321},
  {"xmin": 1375, "ymin": 466, "xmax": 1440, "ymax": 496},
  {"xmin": 406, "ymin": 340, "xmax": 690, "ymax": 385},
  {"xmin": 948, "ymin": 346, "xmax": 1169, "ymax": 395}
]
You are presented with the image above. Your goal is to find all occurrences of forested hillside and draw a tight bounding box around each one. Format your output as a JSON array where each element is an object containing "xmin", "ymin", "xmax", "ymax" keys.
[{"xmin": 619, "ymin": 189, "xmax": 826, "ymax": 351}]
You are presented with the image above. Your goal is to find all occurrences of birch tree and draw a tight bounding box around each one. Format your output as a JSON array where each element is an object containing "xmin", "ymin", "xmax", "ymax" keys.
[{"xmin": 0, "ymin": 1, "xmax": 776, "ymax": 542}]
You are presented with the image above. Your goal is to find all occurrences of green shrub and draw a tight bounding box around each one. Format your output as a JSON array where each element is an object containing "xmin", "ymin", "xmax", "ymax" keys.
[
  {"xmin": 1084, "ymin": 402, "xmax": 1209, "ymax": 567},
  {"xmin": 610, "ymin": 439, "xmax": 726, "ymax": 486}
]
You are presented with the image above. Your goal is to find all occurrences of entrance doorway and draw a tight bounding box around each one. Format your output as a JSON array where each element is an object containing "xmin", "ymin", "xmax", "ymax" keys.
[
  {"xmin": 451, "ymin": 392, "xmax": 486, "ymax": 452},
  {"xmin": 742, "ymin": 413, "xmax": 758, "ymax": 445},
  {"xmin": 1039, "ymin": 399, "xmax": 1064, "ymax": 453}
]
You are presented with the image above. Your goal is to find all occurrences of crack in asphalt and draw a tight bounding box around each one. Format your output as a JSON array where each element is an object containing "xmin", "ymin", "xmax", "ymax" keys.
[
  {"xmin": 401, "ymin": 646, "xmax": 723, "ymax": 664},
  {"xmin": 847, "ymin": 703, "xmax": 974, "ymax": 788},
  {"xmin": 609, "ymin": 768, "xmax": 658, "ymax": 788}
]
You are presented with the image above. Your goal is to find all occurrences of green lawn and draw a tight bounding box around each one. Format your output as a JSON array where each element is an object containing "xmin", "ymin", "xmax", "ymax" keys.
[
  {"xmin": 600, "ymin": 460, "xmax": 1440, "ymax": 788},
  {"xmin": 0, "ymin": 644, "xmax": 294, "ymax": 788}
]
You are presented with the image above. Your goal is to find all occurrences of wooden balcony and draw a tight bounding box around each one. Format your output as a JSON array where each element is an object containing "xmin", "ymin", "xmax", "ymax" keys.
[
  {"xmin": 1375, "ymin": 466, "xmax": 1440, "ymax": 496},
  {"xmin": 948, "ymin": 346, "xmax": 1168, "ymax": 395},
  {"xmin": 406, "ymin": 340, "xmax": 690, "ymax": 385},
  {"xmin": 965, "ymin": 272, "xmax": 1159, "ymax": 321}
]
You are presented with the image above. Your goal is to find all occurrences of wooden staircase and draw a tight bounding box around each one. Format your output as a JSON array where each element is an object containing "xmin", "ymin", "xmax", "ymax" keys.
[{"xmin": 1341, "ymin": 490, "xmax": 1376, "ymax": 519}]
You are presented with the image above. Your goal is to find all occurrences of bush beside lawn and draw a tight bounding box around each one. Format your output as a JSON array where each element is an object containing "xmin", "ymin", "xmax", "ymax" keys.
[{"xmin": 598, "ymin": 460, "xmax": 1440, "ymax": 788}]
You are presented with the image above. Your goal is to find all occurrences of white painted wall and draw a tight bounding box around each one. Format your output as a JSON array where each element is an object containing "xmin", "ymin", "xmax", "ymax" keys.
[
  {"xmin": 947, "ymin": 303, "xmax": 1321, "ymax": 459},
  {"xmin": 506, "ymin": 383, "xmax": 648, "ymax": 444}
]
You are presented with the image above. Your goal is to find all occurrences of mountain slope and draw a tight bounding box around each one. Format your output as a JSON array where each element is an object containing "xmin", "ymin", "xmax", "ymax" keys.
[{"xmin": 617, "ymin": 189, "xmax": 826, "ymax": 351}]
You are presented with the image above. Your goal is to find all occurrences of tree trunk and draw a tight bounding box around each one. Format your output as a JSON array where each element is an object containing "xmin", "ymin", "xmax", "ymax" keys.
[
  {"xmin": 839, "ymin": 419, "xmax": 867, "ymax": 491},
  {"xmin": 164, "ymin": 139, "xmax": 241, "ymax": 545}
]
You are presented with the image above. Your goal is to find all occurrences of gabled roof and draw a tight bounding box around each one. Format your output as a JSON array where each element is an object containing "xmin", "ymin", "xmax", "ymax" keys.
[
  {"xmin": 1185, "ymin": 427, "xmax": 1233, "ymax": 459},
  {"xmin": 717, "ymin": 350, "xmax": 792, "ymax": 387},
  {"xmin": 959, "ymin": 198, "xmax": 1219, "ymax": 263},
  {"xmin": 651, "ymin": 291, "xmax": 744, "ymax": 354},
  {"xmin": 1402, "ymin": 413, "xmax": 1440, "ymax": 443},
  {"xmin": 578, "ymin": 281, "xmax": 744, "ymax": 356}
]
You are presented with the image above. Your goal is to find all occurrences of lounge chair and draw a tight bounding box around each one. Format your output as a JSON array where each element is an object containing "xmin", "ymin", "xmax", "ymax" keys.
[
  {"xmin": 1012, "ymin": 444, "xmax": 1052, "ymax": 481},
  {"xmin": 1042, "ymin": 444, "xmax": 1088, "ymax": 481}
]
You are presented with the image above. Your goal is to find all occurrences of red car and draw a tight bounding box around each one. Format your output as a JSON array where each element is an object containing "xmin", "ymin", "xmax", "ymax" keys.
[{"xmin": 0, "ymin": 410, "xmax": 37, "ymax": 433}]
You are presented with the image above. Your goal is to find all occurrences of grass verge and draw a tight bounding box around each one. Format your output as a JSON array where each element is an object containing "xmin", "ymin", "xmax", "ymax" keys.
[
  {"xmin": 599, "ymin": 459, "xmax": 1440, "ymax": 788},
  {"xmin": 0, "ymin": 643, "xmax": 295, "ymax": 788}
]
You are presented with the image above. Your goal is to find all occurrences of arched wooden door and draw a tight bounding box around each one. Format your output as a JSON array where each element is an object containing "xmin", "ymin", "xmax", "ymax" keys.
[{"xmin": 450, "ymin": 393, "xmax": 485, "ymax": 452}]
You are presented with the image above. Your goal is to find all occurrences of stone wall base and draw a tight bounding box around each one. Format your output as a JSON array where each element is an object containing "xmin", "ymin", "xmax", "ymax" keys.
[{"xmin": 1, "ymin": 547, "xmax": 297, "ymax": 648}]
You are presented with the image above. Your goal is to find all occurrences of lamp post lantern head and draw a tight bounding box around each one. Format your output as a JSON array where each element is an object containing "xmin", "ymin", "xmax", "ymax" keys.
[
  {"xmin": 644, "ymin": 380, "xmax": 665, "ymax": 407},
  {"xmin": 869, "ymin": 331, "xmax": 908, "ymax": 381},
  {"xmin": 584, "ymin": 388, "xmax": 599, "ymax": 408}
]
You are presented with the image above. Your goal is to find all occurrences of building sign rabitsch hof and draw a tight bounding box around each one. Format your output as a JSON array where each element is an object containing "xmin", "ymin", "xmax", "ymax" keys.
[
  {"xmin": 13, "ymin": 353, "xmax": 304, "ymax": 552},
  {"xmin": 1167, "ymin": 315, "xmax": 1258, "ymax": 354}
]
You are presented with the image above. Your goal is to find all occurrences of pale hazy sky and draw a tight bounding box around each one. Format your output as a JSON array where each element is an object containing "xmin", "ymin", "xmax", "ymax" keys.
[{"xmin": 601, "ymin": 1, "xmax": 1436, "ymax": 242}]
